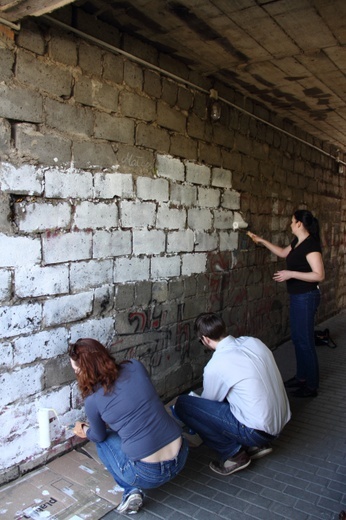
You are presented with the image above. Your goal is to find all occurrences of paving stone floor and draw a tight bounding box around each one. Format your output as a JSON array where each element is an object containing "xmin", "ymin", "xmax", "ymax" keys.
[{"xmin": 104, "ymin": 310, "xmax": 346, "ymax": 520}]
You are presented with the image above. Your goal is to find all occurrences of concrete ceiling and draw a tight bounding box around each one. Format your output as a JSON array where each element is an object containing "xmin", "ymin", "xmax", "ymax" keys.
[{"xmin": 1, "ymin": 0, "xmax": 346, "ymax": 153}]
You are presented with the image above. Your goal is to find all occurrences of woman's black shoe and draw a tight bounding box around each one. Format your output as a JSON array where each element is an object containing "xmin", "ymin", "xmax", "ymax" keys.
[
  {"xmin": 284, "ymin": 377, "xmax": 306, "ymax": 389},
  {"xmin": 291, "ymin": 387, "xmax": 318, "ymax": 398}
]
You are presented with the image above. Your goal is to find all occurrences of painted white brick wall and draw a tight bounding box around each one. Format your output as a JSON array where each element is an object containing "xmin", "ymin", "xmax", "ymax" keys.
[
  {"xmin": 167, "ymin": 230, "xmax": 194, "ymax": 253},
  {"xmin": 156, "ymin": 204, "xmax": 186, "ymax": 229},
  {"xmin": 151, "ymin": 255, "xmax": 181, "ymax": 279},
  {"xmin": 121, "ymin": 200, "xmax": 156, "ymax": 228},
  {"xmin": 43, "ymin": 292, "xmax": 93, "ymax": 326},
  {"xmin": 0, "ymin": 269, "xmax": 11, "ymax": 301},
  {"xmin": 222, "ymin": 189, "xmax": 240, "ymax": 209},
  {"xmin": 211, "ymin": 167, "xmax": 232, "ymax": 188},
  {"xmin": 70, "ymin": 259, "xmax": 113, "ymax": 290},
  {"xmin": 45, "ymin": 168, "xmax": 93, "ymax": 198},
  {"xmin": 14, "ymin": 328, "xmax": 68, "ymax": 365},
  {"xmin": 181, "ymin": 253, "xmax": 207, "ymax": 275},
  {"xmin": 114, "ymin": 257, "xmax": 150, "ymax": 282},
  {"xmin": 137, "ymin": 177, "xmax": 169, "ymax": 202},
  {"xmin": 156, "ymin": 154, "xmax": 184, "ymax": 181},
  {"xmin": 1, "ymin": 401, "xmax": 36, "ymax": 439},
  {"xmin": 197, "ymin": 187, "xmax": 220, "ymax": 207},
  {"xmin": 15, "ymin": 265, "xmax": 69, "ymax": 297},
  {"xmin": 93, "ymin": 230, "xmax": 131, "ymax": 258},
  {"xmin": 1, "ymin": 341, "xmax": 13, "ymax": 367},
  {"xmin": 5, "ymin": 429, "xmax": 41, "ymax": 468},
  {"xmin": 94, "ymin": 172, "xmax": 134, "ymax": 199},
  {"xmin": 185, "ymin": 161, "xmax": 210, "ymax": 185},
  {"xmin": 0, "ymin": 303, "xmax": 41, "ymax": 338},
  {"xmin": 43, "ymin": 231, "xmax": 92, "ymax": 264},
  {"xmin": 133, "ymin": 229, "xmax": 166, "ymax": 255},
  {"xmin": 214, "ymin": 209, "xmax": 235, "ymax": 229},
  {"xmin": 187, "ymin": 208, "xmax": 213, "ymax": 230},
  {"xmin": 171, "ymin": 183, "xmax": 197, "ymax": 206},
  {"xmin": 73, "ymin": 201, "xmax": 118, "ymax": 229},
  {"xmin": 69, "ymin": 317, "xmax": 115, "ymax": 344},
  {"xmin": 0, "ymin": 153, "xmax": 248, "ymax": 475},
  {"xmin": 26, "ymin": 386, "xmax": 80, "ymax": 452},
  {"xmin": 1, "ymin": 365, "xmax": 44, "ymax": 406},
  {"xmin": 36, "ymin": 386, "xmax": 73, "ymax": 416},
  {"xmin": 0, "ymin": 162, "xmax": 43, "ymax": 195},
  {"xmin": 194, "ymin": 231, "xmax": 218, "ymax": 251},
  {"xmin": 17, "ymin": 202, "xmax": 71, "ymax": 232},
  {"xmin": 0, "ymin": 234, "xmax": 41, "ymax": 267}
]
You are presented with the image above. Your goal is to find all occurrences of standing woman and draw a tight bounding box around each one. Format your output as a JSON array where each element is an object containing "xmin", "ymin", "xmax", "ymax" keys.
[
  {"xmin": 248, "ymin": 209, "xmax": 325, "ymax": 398},
  {"xmin": 69, "ymin": 338, "xmax": 188, "ymax": 515}
]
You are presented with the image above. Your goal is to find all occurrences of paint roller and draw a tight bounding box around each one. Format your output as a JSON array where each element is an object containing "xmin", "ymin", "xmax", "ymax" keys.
[
  {"xmin": 232, "ymin": 221, "xmax": 249, "ymax": 231},
  {"xmin": 37, "ymin": 407, "xmax": 75, "ymax": 449},
  {"xmin": 232, "ymin": 220, "xmax": 254, "ymax": 252},
  {"xmin": 37, "ymin": 408, "xmax": 51, "ymax": 449}
]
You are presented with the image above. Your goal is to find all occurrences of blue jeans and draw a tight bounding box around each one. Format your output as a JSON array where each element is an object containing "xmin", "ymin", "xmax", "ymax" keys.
[
  {"xmin": 95, "ymin": 431, "xmax": 188, "ymax": 497},
  {"xmin": 290, "ymin": 289, "xmax": 320, "ymax": 390},
  {"xmin": 175, "ymin": 395, "xmax": 276, "ymax": 462}
]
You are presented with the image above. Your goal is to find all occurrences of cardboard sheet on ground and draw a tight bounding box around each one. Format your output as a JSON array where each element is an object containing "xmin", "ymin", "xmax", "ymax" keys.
[
  {"xmin": 0, "ymin": 447, "xmax": 122, "ymax": 520},
  {"xmin": 0, "ymin": 397, "xmax": 202, "ymax": 519}
]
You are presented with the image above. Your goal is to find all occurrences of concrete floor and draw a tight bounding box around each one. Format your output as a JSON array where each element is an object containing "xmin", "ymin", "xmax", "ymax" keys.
[{"xmin": 103, "ymin": 310, "xmax": 346, "ymax": 520}]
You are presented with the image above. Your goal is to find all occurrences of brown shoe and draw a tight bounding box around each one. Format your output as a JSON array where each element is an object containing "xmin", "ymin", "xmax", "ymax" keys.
[
  {"xmin": 209, "ymin": 449, "xmax": 251, "ymax": 476},
  {"xmin": 246, "ymin": 444, "xmax": 273, "ymax": 460}
]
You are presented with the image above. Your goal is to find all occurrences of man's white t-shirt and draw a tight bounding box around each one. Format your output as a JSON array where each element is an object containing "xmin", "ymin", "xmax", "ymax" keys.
[{"xmin": 201, "ymin": 335, "xmax": 291, "ymax": 435}]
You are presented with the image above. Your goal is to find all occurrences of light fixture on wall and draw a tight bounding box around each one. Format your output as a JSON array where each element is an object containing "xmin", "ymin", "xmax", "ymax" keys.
[
  {"xmin": 336, "ymin": 149, "xmax": 345, "ymax": 174},
  {"xmin": 209, "ymin": 89, "xmax": 221, "ymax": 122}
]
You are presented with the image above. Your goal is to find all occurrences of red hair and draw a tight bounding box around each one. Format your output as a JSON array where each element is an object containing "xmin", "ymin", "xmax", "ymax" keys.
[{"xmin": 68, "ymin": 338, "xmax": 121, "ymax": 398}]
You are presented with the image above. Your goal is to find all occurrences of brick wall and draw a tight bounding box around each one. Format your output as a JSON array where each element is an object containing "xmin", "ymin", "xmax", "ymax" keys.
[{"xmin": 0, "ymin": 16, "xmax": 345, "ymax": 481}]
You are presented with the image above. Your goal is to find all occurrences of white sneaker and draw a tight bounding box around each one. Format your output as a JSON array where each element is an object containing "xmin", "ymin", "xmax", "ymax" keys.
[{"xmin": 116, "ymin": 491, "xmax": 143, "ymax": 514}]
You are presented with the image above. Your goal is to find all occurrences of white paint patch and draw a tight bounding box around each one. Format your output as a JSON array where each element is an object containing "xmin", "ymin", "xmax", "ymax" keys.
[
  {"xmin": 107, "ymin": 484, "xmax": 124, "ymax": 494},
  {"xmin": 22, "ymin": 506, "xmax": 51, "ymax": 518},
  {"xmin": 79, "ymin": 465, "xmax": 94, "ymax": 474},
  {"xmin": 61, "ymin": 486, "xmax": 74, "ymax": 496}
]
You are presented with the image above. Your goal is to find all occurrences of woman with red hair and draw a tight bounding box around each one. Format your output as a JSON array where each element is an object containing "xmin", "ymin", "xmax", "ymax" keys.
[{"xmin": 69, "ymin": 338, "xmax": 188, "ymax": 515}]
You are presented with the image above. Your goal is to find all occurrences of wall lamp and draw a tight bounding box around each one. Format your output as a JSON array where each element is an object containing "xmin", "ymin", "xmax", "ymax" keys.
[{"xmin": 209, "ymin": 89, "xmax": 221, "ymax": 122}]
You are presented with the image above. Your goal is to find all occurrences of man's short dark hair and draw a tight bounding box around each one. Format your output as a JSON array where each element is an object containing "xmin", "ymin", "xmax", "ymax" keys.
[{"xmin": 194, "ymin": 313, "xmax": 227, "ymax": 340}]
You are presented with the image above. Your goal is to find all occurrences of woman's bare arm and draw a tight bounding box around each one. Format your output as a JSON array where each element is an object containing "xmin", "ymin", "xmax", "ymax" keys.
[{"xmin": 247, "ymin": 231, "xmax": 291, "ymax": 259}]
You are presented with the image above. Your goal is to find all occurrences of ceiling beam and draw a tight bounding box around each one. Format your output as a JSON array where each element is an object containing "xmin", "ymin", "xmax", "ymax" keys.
[{"xmin": 0, "ymin": 0, "xmax": 76, "ymax": 22}]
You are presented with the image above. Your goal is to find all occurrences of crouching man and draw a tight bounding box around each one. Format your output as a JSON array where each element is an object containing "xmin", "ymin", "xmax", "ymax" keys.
[{"xmin": 175, "ymin": 313, "xmax": 291, "ymax": 476}]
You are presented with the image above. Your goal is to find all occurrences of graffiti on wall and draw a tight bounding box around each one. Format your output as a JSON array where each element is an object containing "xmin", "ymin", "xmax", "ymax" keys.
[
  {"xmin": 112, "ymin": 302, "xmax": 191, "ymax": 366},
  {"xmin": 175, "ymin": 303, "xmax": 190, "ymax": 362},
  {"xmin": 128, "ymin": 306, "xmax": 166, "ymax": 333}
]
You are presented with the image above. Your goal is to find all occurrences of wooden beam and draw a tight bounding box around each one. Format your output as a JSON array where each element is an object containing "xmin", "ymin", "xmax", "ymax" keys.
[{"xmin": 0, "ymin": 0, "xmax": 76, "ymax": 22}]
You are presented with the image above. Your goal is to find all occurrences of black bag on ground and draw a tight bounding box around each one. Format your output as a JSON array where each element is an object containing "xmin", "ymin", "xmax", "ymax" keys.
[{"xmin": 314, "ymin": 328, "xmax": 337, "ymax": 349}]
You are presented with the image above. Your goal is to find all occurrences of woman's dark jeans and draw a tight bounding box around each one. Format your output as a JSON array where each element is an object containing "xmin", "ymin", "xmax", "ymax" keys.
[{"xmin": 289, "ymin": 289, "xmax": 321, "ymax": 390}]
